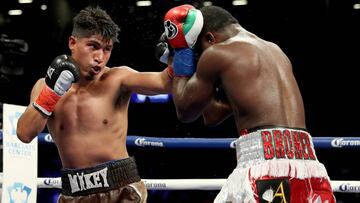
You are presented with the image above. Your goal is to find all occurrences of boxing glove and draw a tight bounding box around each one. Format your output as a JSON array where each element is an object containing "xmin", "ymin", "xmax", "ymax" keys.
[
  {"xmin": 164, "ymin": 4, "xmax": 203, "ymax": 76},
  {"xmin": 33, "ymin": 55, "xmax": 80, "ymax": 116},
  {"xmin": 155, "ymin": 32, "xmax": 173, "ymax": 65},
  {"xmin": 155, "ymin": 32, "xmax": 175, "ymax": 78}
]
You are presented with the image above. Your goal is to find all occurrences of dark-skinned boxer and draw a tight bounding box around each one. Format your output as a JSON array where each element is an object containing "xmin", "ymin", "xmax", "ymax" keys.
[{"xmin": 162, "ymin": 4, "xmax": 336, "ymax": 203}]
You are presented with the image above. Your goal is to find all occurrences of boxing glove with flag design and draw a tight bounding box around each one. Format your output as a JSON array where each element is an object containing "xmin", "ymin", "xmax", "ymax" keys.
[{"xmin": 163, "ymin": 4, "xmax": 203, "ymax": 76}]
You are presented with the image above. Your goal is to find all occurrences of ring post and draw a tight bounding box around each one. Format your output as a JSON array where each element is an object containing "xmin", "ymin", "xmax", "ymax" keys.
[{"xmin": 2, "ymin": 104, "xmax": 38, "ymax": 203}]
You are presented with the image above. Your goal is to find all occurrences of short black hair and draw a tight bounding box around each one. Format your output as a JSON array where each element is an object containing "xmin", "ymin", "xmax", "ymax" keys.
[
  {"xmin": 200, "ymin": 6, "xmax": 238, "ymax": 33},
  {"xmin": 72, "ymin": 6, "xmax": 120, "ymax": 43}
]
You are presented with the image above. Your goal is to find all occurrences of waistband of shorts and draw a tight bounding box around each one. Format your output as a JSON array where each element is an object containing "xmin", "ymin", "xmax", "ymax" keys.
[
  {"xmin": 235, "ymin": 126, "xmax": 317, "ymax": 168},
  {"xmin": 61, "ymin": 157, "xmax": 141, "ymax": 196},
  {"xmin": 239, "ymin": 125, "xmax": 308, "ymax": 136}
]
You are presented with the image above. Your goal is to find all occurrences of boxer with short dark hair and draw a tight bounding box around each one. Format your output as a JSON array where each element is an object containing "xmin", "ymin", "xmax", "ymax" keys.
[
  {"xmin": 164, "ymin": 5, "xmax": 336, "ymax": 202},
  {"xmin": 17, "ymin": 6, "xmax": 173, "ymax": 203}
]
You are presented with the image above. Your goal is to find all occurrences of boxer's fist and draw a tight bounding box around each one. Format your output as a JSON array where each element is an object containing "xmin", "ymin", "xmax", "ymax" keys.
[
  {"xmin": 164, "ymin": 4, "xmax": 203, "ymax": 49},
  {"xmin": 155, "ymin": 32, "xmax": 173, "ymax": 65},
  {"xmin": 33, "ymin": 55, "xmax": 80, "ymax": 116},
  {"xmin": 45, "ymin": 54, "xmax": 80, "ymax": 96}
]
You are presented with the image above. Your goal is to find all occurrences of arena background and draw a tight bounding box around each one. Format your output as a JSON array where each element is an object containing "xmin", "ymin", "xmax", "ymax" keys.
[{"xmin": 0, "ymin": 0, "xmax": 359, "ymax": 202}]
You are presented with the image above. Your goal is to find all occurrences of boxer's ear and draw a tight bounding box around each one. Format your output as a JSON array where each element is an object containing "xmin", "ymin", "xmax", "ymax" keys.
[{"xmin": 205, "ymin": 33, "xmax": 215, "ymax": 44}]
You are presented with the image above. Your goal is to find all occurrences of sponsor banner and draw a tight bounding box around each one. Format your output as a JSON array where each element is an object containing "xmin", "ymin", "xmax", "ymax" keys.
[
  {"xmin": 338, "ymin": 183, "xmax": 360, "ymax": 193},
  {"xmin": 39, "ymin": 177, "xmax": 62, "ymax": 189},
  {"xmin": 134, "ymin": 137, "xmax": 164, "ymax": 147},
  {"xmin": 143, "ymin": 179, "xmax": 224, "ymax": 190},
  {"xmin": 331, "ymin": 181, "xmax": 360, "ymax": 193},
  {"xmin": 230, "ymin": 140, "xmax": 237, "ymax": 149},
  {"xmin": 330, "ymin": 138, "xmax": 360, "ymax": 148},
  {"xmin": 2, "ymin": 104, "xmax": 38, "ymax": 203},
  {"xmin": 127, "ymin": 136, "xmax": 234, "ymax": 149},
  {"xmin": 144, "ymin": 180, "xmax": 167, "ymax": 190}
]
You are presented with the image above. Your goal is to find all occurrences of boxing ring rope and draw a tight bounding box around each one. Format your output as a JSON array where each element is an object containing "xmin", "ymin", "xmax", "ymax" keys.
[
  {"xmin": 1, "ymin": 131, "xmax": 360, "ymax": 193},
  {"xmin": 0, "ymin": 173, "xmax": 359, "ymax": 193},
  {"xmin": 2, "ymin": 131, "xmax": 360, "ymax": 149},
  {"xmin": 126, "ymin": 135, "xmax": 360, "ymax": 149}
]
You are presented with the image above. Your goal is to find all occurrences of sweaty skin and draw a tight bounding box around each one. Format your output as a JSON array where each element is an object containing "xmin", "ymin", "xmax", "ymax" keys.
[
  {"xmin": 46, "ymin": 67, "xmax": 132, "ymax": 168},
  {"xmin": 172, "ymin": 24, "xmax": 305, "ymax": 134},
  {"xmin": 170, "ymin": 6, "xmax": 335, "ymax": 200},
  {"xmin": 18, "ymin": 34, "xmax": 172, "ymax": 169}
]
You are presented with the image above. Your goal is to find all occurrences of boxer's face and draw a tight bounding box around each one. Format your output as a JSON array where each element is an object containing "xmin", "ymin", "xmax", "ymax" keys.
[{"xmin": 69, "ymin": 34, "xmax": 113, "ymax": 80}]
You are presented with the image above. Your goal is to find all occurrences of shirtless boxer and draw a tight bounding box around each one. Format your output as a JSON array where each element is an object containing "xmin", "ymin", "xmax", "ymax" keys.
[
  {"xmin": 16, "ymin": 6, "xmax": 173, "ymax": 203},
  {"xmin": 162, "ymin": 4, "xmax": 336, "ymax": 203}
]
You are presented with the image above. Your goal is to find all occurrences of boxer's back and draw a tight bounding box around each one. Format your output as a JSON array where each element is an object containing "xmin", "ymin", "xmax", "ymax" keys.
[{"xmin": 204, "ymin": 32, "xmax": 306, "ymax": 133}]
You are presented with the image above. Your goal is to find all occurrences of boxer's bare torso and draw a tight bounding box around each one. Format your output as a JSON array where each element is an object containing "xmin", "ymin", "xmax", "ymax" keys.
[
  {"xmin": 46, "ymin": 67, "xmax": 130, "ymax": 169},
  {"xmin": 18, "ymin": 34, "xmax": 172, "ymax": 169}
]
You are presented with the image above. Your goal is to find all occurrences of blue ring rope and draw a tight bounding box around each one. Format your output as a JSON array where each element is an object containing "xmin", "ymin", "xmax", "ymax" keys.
[{"xmin": 1, "ymin": 131, "xmax": 359, "ymax": 149}]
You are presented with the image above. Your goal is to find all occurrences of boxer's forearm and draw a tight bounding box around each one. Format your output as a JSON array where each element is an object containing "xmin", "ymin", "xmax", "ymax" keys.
[
  {"xmin": 202, "ymin": 98, "xmax": 233, "ymax": 127},
  {"xmin": 17, "ymin": 105, "xmax": 48, "ymax": 143}
]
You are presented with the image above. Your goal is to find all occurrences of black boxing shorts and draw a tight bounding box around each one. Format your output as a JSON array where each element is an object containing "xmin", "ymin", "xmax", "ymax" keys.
[
  {"xmin": 58, "ymin": 157, "xmax": 147, "ymax": 203},
  {"xmin": 214, "ymin": 126, "xmax": 336, "ymax": 203}
]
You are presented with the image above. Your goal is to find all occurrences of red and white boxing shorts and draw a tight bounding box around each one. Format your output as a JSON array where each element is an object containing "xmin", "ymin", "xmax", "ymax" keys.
[{"xmin": 214, "ymin": 126, "xmax": 336, "ymax": 203}]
